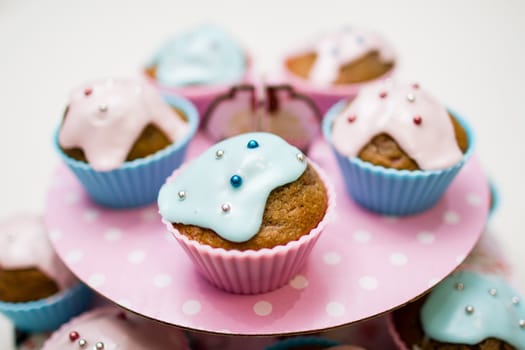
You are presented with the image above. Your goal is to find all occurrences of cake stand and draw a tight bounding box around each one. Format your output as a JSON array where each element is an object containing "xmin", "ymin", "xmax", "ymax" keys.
[{"xmin": 44, "ymin": 133, "xmax": 490, "ymax": 336}]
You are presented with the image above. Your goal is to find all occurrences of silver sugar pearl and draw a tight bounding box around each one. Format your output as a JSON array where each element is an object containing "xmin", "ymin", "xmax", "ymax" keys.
[
  {"xmin": 98, "ymin": 104, "xmax": 108, "ymax": 112},
  {"xmin": 455, "ymin": 282, "xmax": 464, "ymax": 291},
  {"xmin": 520, "ymin": 319, "xmax": 525, "ymax": 328},
  {"xmin": 407, "ymin": 93, "xmax": 416, "ymax": 102},
  {"xmin": 177, "ymin": 191, "xmax": 186, "ymax": 200},
  {"xmin": 296, "ymin": 153, "xmax": 305, "ymax": 162},
  {"xmin": 465, "ymin": 305, "xmax": 475, "ymax": 314},
  {"xmin": 215, "ymin": 150, "xmax": 224, "ymax": 159},
  {"xmin": 489, "ymin": 288, "xmax": 497, "ymax": 296},
  {"xmin": 221, "ymin": 203, "xmax": 231, "ymax": 212},
  {"xmin": 95, "ymin": 342, "xmax": 105, "ymax": 350},
  {"xmin": 513, "ymin": 296, "xmax": 520, "ymax": 305},
  {"xmin": 78, "ymin": 338, "xmax": 87, "ymax": 347}
]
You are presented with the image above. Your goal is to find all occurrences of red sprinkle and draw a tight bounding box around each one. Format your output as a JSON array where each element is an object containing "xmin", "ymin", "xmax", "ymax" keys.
[
  {"xmin": 84, "ymin": 88, "xmax": 93, "ymax": 96},
  {"xmin": 412, "ymin": 83, "xmax": 420, "ymax": 89},
  {"xmin": 379, "ymin": 91, "xmax": 388, "ymax": 98},
  {"xmin": 413, "ymin": 115, "xmax": 423, "ymax": 125},
  {"xmin": 347, "ymin": 115, "xmax": 357, "ymax": 123},
  {"xmin": 69, "ymin": 331, "xmax": 80, "ymax": 342}
]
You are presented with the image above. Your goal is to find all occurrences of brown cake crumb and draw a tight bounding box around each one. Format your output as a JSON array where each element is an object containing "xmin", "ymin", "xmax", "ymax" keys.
[
  {"xmin": 0, "ymin": 267, "xmax": 59, "ymax": 302},
  {"xmin": 286, "ymin": 51, "xmax": 393, "ymax": 85},
  {"xmin": 173, "ymin": 163, "xmax": 328, "ymax": 251},
  {"xmin": 357, "ymin": 115, "xmax": 469, "ymax": 170}
]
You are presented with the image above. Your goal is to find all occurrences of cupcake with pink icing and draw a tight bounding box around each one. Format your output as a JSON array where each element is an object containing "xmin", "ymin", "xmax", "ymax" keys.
[
  {"xmin": 282, "ymin": 26, "xmax": 396, "ymax": 114},
  {"xmin": 55, "ymin": 78, "xmax": 198, "ymax": 208},
  {"xmin": 0, "ymin": 214, "xmax": 91, "ymax": 332},
  {"xmin": 322, "ymin": 79, "xmax": 474, "ymax": 215},
  {"xmin": 42, "ymin": 306, "xmax": 189, "ymax": 350},
  {"xmin": 145, "ymin": 24, "xmax": 251, "ymax": 117}
]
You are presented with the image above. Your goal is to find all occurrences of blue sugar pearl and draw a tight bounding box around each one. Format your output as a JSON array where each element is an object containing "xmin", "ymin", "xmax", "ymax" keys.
[
  {"xmin": 230, "ymin": 175, "xmax": 243, "ymax": 188},
  {"xmin": 247, "ymin": 140, "xmax": 259, "ymax": 149}
]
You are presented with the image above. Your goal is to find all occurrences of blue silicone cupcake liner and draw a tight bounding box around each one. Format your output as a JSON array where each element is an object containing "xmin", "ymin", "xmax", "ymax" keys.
[
  {"xmin": 266, "ymin": 336, "xmax": 340, "ymax": 350},
  {"xmin": 54, "ymin": 95, "xmax": 199, "ymax": 209},
  {"xmin": 488, "ymin": 180, "xmax": 500, "ymax": 218},
  {"xmin": 322, "ymin": 100, "xmax": 475, "ymax": 216},
  {"xmin": 0, "ymin": 283, "xmax": 92, "ymax": 333}
]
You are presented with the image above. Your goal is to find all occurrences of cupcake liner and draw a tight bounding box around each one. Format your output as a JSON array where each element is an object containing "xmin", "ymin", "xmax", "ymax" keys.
[
  {"xmin": 42, "ymin": 306, "xmax": 190, "ymax": 350},
  {"xmin": 0, "ymin": 283, "xmax": 92, "ymax": 333},
  {"xmin": 322, "ymin": 101, "xmax": 475, "ymax": 216},
  {"xmin": 266, "ymin": 336, "xmax": 340, "ymax": 350},
  {"xmin": 386, "ymin": 314, "xmax": 410, "ymax": 350},
  {"xmin": 280, "ymin": 63, "xmax": 396, "ymax": 115},
  {"xmin": 143, "ymin": 56, "xmax": 254, "ymax": 118},
  {"xmin": 55, "ymin": 95, "xmax": 199, "ymax": 209},
  {"xmin": 488, "ymin": 180, "xmax": 500, "ymax": 218},
  {"xmin": 163, "ymin": 160, "xmax": 336, "ymax": 294}
]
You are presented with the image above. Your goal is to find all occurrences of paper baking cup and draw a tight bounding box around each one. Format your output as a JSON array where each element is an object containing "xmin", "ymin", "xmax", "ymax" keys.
[
  {"xmin": 266, "ymin": 336, "xmax": 340, "ymax": 350},
  {"xmin": 322, "ymin": 101, "xmax": 475, "ymax": 216},
  {"xmin": 143, "ymin": 57, "xmax": 254, "ymax": 118},
  {"xmin": 386, "ymin": 313, "xmax": 410, "ymax": 350},
  {"xmin": 280, "ymin": 62, "xmax": 396, "ymax": 115},
  {"xmin": 42, "ymin": 306, "xmax": 190, "ymax": 350},
  {"xmin": 0, "ymin": 283, "xmax": 92, "ymax": 333},
  {"xmin": 54, "ymin": 95, "xmax": 199, "ymax": 209},
  {"xmin": 163, "ymin": 161, "xmax": 336, "ymax": 294}
]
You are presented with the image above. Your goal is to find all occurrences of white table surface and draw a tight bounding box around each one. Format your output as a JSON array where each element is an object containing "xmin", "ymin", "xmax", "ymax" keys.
[{"xmin": 1, "ymin": 0, "xmax": 524, "ymax": 290}]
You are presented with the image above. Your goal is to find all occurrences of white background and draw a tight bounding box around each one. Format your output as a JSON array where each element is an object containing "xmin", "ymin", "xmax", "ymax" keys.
[{"xmin": 1, "ymin": 0, "xmax": 524, "ymax": 285}]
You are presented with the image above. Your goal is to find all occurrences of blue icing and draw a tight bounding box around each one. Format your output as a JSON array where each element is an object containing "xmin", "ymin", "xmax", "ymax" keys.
[
  {"xmin": 151, "ymin": 25, "xmax": 246, "ymax": 87},
  {"xmin": 421, "ymin": 271, "xmax": 525, "ymax": 348},
  {"xmin": 158, "ymin": 132, "xmax": 307, "ymax": 243}
]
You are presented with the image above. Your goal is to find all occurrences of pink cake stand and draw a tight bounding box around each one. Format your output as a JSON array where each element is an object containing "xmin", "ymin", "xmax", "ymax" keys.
[{"xmin": 44, "ymin": 134, "xmax": 489, "ymax": 336}]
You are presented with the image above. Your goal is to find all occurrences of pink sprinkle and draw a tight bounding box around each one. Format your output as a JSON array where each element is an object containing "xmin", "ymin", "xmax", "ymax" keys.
[
  {"xmin": 347, "ymin": 115, "xmax": 357, "ymax": 123},
  {"xmin": 84, "ymin": 88, "xmax": 93, "ymax": 96},
  {"xmin": 412, "ymin": 83, "xmax": 420, "ymax": 89},
  {"xmin": 379, "ymin": 91, "xmax": 388, "ymax": 99}
]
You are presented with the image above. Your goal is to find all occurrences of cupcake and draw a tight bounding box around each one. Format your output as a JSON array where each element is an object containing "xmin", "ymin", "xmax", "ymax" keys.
[
  {"xmin": 323, "ymin": 79, "xmax": 474, "ymax": 215},
  {"xmin": 42, "ymin": 307, "xmax": 189, "ymax": 349},
  {"xmin": 266, "ymin": 337, "xmax": 364, "ymax": 350},
  {"xmin": 158, "ymin": 132, "xmax": 335, "ymax": 294},
  {"xmin": 0, "ymin": 214, "xmax": 91, "ymax": 332},
  {"xmin": 145, "ymin": 24, "xmax": 250, "ymax": 117},
  {"xmin": 389, "ymin": 271, "xmax": 525, "ymax": 349},
  {"xmin": 55, "ymin": 78, "xmax": 198, "ymax": 208},
  {"xmin": 282, "ymin": 26, "xmax": 395, "ymax": 114}
]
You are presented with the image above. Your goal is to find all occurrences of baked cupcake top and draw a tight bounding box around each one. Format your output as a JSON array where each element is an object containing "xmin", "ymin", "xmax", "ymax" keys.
[
  {"xmin": 158, "ymin": 132, "xmax": 308, "ymax": 243},
  {"xmin": 331, "ymin": 80, "xmax": 466, "ymax": 170},
  {"xmin": 0, "ymin": 214, "xmax": 75, "ymax": 290},
  {"xmin": 286, "ymin": 27, "xmax": 395, "ymax": 86},
  {"xmin": 149, "ymin": 24, "xmax": 246, "ymax": 87},
  {"xmin": 42, "ymin": 307, "xmax": 187, "ymax": 350},
  {"xmin": 421, "ymin": 271, "xmax": 525, "ymax": 349},
  {"xmin": 58, "ymin": 79, "xmax": 189, "ymax": 171}
]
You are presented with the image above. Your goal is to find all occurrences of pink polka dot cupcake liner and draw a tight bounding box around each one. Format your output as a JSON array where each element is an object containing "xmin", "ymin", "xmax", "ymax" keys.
[
  {"xmin": 0, "ymin": 283, "xmax": 92, "ymax": 333},
  {"xmin": 54, "ymin": 95, "xmax": 199, "ymax": 209},
  {"xmin": 322, "ymin": 101, "xmax": 476, "ymax": 216},
  {"xmin": 162, "ymin": 160, "xmax": 336, "ymax": 294}
]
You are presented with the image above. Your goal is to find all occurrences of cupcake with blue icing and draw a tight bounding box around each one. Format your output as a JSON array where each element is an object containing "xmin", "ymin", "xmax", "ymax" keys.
[
  {"xmin": 158, "ymin": 132, "xmax": 335, "ymax": 294},
  {"xmin": 145, "ymin": 24, "xmax": 250, "ymax": 116},
  {"xmin": 389, "ymin": 271, "xmax": 525, "ymax": 349},
  {"xmin": 55, "ymin": 78, "xmax": 198, "ymax": 208},
  {"xmin": 322, "ymin": 79, "xmax": 474, "ymax": 216}
]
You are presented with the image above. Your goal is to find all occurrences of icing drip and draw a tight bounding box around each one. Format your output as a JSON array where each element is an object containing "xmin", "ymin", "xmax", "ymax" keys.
[
  {"xmin": 331, "ymin": 80, "xmax": 464, "ymax": 170},
  {"xmin": 295, "ymin": 27, "xmax": 394, "ymax": 86},
  {"xmin": 421, "ymin": 271, "xmax": 525, "ymax": 349},
  {"xmin": 158, "ymin": 132, "xmax": 307, "ymax": 243},
  {"xmin": 0, "ymin": 215, "xmax": 75, "ymax": 289},
  {"xmin": 151, "ymin": 25, "xmax": 246, "ymax": 87},
  {"xmin": 43, "ymin": 307, "xmax": 186, "ymax": 349},
  {"xmin": 59, "ymin": 79, "xmax": 188, "ymax": 171}
]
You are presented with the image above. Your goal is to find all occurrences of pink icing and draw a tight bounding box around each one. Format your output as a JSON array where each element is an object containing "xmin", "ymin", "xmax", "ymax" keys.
[
  {"xmin": 331, "ymin": 80, "xmax": 463, "ymax": 170},
  {"xmin": 59, "ymin": 79, "xmax": 189, "ymax": 172},
  {"xmin": 42, "ymin": 307, "xmax": 188, "ymax": 350},
  {"xmin": 0, "ymin": 214, "xmax": 75, "ymax": 289},
  {"xmin": 290, "ymin": 27, "xmax": 395, "ymax": 86}
]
